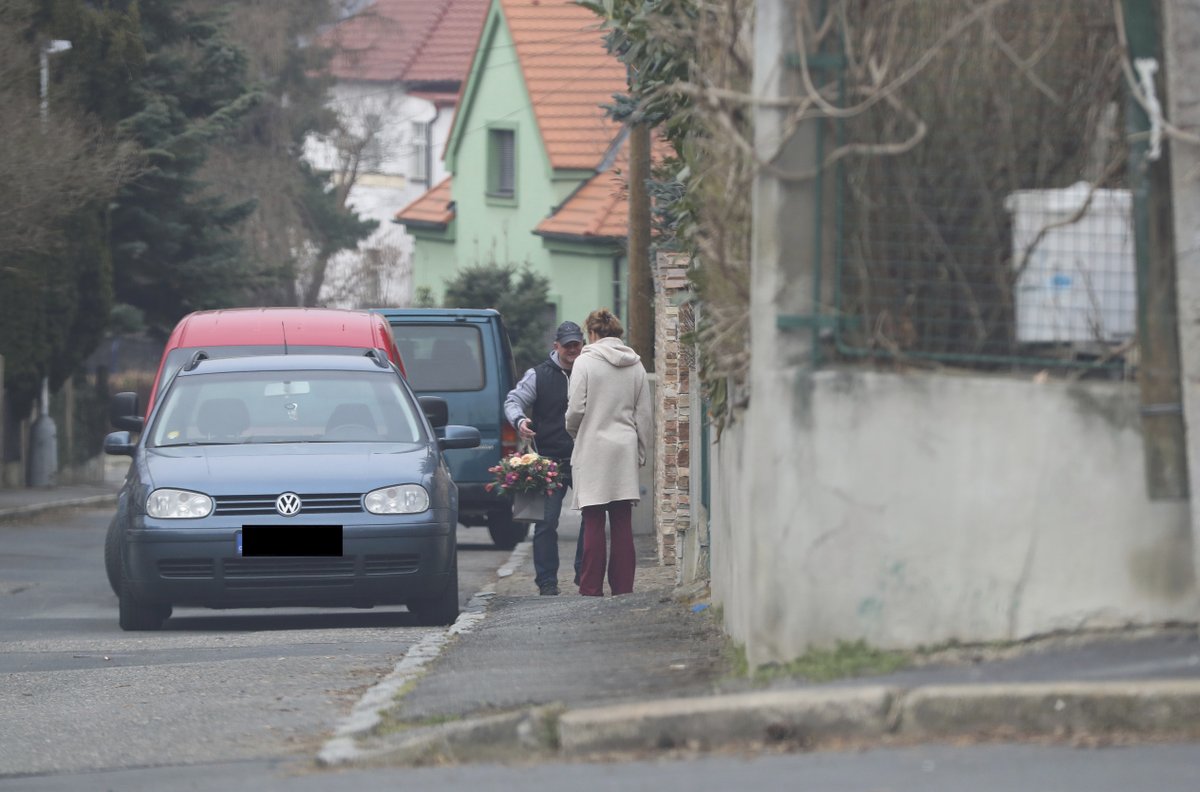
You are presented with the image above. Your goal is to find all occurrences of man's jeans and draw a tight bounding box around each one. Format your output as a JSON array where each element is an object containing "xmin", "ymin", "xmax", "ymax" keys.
[
  {"xmin": 533, "ymin": 484, "xmax": 569, "ymax": 588},
  {"xmin": 532, "ymin": 487, "xmax": 586, "ymax": 588}
]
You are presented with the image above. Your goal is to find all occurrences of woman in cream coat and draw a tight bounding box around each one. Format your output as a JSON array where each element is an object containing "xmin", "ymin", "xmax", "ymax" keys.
[{"xmin": 565, "ymin": 308, "xmax": 652, "ymax": 596}]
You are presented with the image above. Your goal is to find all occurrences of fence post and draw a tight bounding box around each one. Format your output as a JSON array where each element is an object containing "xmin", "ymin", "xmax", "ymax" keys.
[{"xmin": 1124, "ymin": 0, "xmax": 1188, "ymax": 500}]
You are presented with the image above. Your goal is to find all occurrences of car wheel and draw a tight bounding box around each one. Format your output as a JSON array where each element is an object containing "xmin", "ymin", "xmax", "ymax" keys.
[
  {"xmin": 104, "ymin": 517, "xmax": 122, "ymax": 597},
  {"xmin": 409, "ymin": 552, "xmax": 459, "ymax": 627},
  {"xmin": 486, "ymin": 510, "xmax": 528, "ymax": 550},
  {"xmin": 118, "ymin": 572, "xmax": 170, "ymax": 631}
]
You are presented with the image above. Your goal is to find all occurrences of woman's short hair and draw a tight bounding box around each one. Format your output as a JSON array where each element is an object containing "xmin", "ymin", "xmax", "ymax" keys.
[{"xmin": 585, "ymin": 308, "xmax": 623, "ymax": 339}]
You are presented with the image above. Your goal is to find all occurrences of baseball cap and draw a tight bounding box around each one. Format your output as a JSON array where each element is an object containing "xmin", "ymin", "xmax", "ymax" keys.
[{"xmin": 555, "ymin": 320, "xmax": 584, "ymax": 344}]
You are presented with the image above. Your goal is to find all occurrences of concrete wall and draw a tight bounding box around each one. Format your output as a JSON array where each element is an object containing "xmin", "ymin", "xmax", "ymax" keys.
[{"xmin": 708, "ymin": 369, "xmax": 1198, "ymax": 667}]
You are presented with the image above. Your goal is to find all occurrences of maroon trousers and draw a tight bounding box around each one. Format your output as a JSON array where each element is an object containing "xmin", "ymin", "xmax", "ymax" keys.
[{"xmin": 578, "ymin": 500, "xmax": 635, "ymax": 596}]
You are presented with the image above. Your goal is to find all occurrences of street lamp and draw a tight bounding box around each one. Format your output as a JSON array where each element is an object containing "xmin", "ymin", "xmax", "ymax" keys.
[
  {"xmin": 28, "ymin": 38, "xmax": 71, "ymax": 487},
  {"xmin": 39, "ymin": 39, "xmax": 72, "ymax": 127}
]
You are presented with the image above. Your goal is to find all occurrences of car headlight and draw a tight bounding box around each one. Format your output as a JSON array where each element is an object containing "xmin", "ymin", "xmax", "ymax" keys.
[
  {"xmin": 146, "ymin": 488, "xmax": 214, "ymax": 519},
  {"xmin": 364, "ymin": 484, "xmax": 429, "ymax": 515}
]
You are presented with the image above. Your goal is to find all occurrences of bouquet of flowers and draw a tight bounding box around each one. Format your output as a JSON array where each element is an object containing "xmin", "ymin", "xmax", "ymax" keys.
[{"xmin": 486, "ymin": 452, "xmax": 562, "ymax": 497}]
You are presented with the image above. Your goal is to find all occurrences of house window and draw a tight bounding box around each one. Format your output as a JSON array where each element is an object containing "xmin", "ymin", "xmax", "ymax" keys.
[
  {"xmin": 361, "ymin": 113, "xmax": 385, "ymax": 173},
  {"xmin": 488, "ymin": 128, "xmax": 515, "ymax": 198},
  {"xmin": 411, "ymin": 121, "xmax": 430, "ymax": 184}
]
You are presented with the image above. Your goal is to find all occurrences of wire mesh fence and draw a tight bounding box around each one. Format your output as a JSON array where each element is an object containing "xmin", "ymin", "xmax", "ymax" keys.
[{"xmin": 824, "ymin": 0, "xmax": 1145, "ymax": 374}]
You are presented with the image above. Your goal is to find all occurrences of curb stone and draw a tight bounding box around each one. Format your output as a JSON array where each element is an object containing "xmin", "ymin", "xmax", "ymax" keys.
[
  {"xmin": 558, "ymin": 687, "xmax": 898, "ymax": 755},
  {"xmin": 558, "ymin": 681, "xmax": 1200, "ymax": 757},
  {"xmin": 350, "ymin": 680, "xmax": 1200, "ymax": 766},
  {"xmin": 900, "ymin": 680, "xmax": 1200, "ymax": 739},
  {"xmin": 355, "ymin": 705, "xmax": 565, "ymax": 767},
  {"xmin": 0, "ymin": 493, "xmax": 118, "ymax": 521}
]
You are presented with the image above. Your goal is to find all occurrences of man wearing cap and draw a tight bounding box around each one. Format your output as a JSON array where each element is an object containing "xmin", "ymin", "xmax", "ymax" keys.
[{"xmin": 504, "ymin": 321, "xmax": 586, "ymax": 595}]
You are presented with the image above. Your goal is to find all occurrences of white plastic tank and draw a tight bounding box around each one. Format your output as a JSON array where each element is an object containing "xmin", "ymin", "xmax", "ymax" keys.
[{"xmin": 1004, "ymin": 182, "xmax": 1135, "ymax": 344}]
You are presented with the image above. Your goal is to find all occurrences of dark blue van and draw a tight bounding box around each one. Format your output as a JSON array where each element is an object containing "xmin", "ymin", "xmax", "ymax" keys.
[{"xmin": 373, "ymin": 308, "xmax": 527, "ymax": 549}]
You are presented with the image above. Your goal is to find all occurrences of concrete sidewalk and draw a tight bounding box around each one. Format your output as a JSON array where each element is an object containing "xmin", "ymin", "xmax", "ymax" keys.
[{"xmin": 321, "ymin": 526, "xmax": 1200, "ymax": 767}]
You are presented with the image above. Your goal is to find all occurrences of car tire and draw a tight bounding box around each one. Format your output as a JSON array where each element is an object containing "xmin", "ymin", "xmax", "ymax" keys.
[
  {"xmin": 486, "ymin": 511, "xmax": 528, "ymax": 550},
  {"xmin": 104, "ymin": 517, "xmax": 122, "ymax": 597},
  {"xmin": 408, "ymin": 551, "xmax": 459, "ymax": 627},
  {"xmin": 118, "ymin": 573, "xmax": 170, "ymax": 631}
]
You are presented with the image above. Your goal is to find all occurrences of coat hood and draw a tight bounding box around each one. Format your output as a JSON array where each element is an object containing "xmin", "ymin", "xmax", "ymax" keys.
[{"xmin": 584, "ymin": 336, "xmax": 641, "ymax": 368}]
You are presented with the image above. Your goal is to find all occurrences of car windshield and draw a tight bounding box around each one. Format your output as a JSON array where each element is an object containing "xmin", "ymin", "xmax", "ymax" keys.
[{"xmin": 148, "ymin": 369, "xmax": 424, "ymax": 447}]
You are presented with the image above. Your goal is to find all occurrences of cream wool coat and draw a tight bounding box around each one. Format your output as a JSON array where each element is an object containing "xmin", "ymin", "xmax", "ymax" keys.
[{"xmin": 565, "ymin": 336, "xmax": 652, "ymax": 509}]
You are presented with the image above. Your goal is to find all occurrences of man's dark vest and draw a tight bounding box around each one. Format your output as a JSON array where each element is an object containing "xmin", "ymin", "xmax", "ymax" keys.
[{"xmin": 531, "ymin": 357, "xmax": 572, "ymax": 461}]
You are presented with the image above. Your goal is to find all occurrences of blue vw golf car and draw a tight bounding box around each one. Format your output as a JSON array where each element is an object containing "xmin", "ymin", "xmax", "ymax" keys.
[{"xmin": 103, "ymin": 352, "xmax": 479, "ymax": 631}]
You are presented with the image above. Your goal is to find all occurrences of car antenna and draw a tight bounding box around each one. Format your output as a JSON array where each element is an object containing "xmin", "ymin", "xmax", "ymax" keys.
[
  {"xmin": 364, "ymin": 348, "xmax": 388, "ymax": 369},
  {"xmin": 184, "ymin": 350, "xmax": 209, "ymax": 371}
]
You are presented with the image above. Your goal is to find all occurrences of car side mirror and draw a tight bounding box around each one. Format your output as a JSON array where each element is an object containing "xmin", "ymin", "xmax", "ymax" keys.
[
  {"xmin": 110, "ymin": 392, "xmax": 143, "ymax": 432},
  {"xmin": 438, "ymin": 425, "xmax": 480, "ymax": 451},
  {"xmin": 103, "ymin": 431, "xmax": 136, "ymax": 456},
  {"xmin": 418, "ymin": 396, "xmax": 449, "ymax": 429}
]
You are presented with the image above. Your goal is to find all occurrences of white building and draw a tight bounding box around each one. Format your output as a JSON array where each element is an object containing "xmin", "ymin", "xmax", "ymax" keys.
[{"xmin": 304, "ymin": 0, "xmax": 488, "ymax": 307}]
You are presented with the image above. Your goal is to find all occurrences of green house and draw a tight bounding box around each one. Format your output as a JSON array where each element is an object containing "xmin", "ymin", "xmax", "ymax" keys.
[{"xmin": 395, "ymin": 0, "xmax": 633, "ymax": 328}]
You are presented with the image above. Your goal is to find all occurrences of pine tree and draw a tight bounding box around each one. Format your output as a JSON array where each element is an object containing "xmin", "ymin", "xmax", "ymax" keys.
[{"xmin": 442, "ymin": 265, "xmax": 553, "ymax": 372}]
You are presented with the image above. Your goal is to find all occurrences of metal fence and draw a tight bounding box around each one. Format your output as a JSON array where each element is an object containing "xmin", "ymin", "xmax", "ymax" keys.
[{"xmin": 815, "ymin": 0, "xmax": 1157, "ymax": 375}]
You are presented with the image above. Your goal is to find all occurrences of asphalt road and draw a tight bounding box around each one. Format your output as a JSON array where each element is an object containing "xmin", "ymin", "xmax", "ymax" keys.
[
  {"xmin": 0, "ymin": 506, "xmax": 511, "ymax": 780},
  {"xmin": 4, "ymin": 742, "xmax": 1200, "ymax": 791}
]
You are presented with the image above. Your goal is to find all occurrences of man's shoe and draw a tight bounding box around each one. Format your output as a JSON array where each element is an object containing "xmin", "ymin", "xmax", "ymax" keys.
[{"xmin": 538, "ymin": 583, "xmax": 560, "ymax": 596}]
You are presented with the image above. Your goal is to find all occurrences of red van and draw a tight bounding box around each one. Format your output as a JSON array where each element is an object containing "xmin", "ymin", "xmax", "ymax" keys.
[{"xmin": 129, "ymin": 308, "xmax": 405, "ymax": 421}]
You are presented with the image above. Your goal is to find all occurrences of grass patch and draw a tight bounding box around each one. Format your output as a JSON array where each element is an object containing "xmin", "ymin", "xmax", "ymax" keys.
[
  {"xmin": 756, "ymin": 640, "xmax": 911, "ymax": 683},
  {"xmin": 374, "ymin": 710, "xmax": 464, "ymax": 736}
]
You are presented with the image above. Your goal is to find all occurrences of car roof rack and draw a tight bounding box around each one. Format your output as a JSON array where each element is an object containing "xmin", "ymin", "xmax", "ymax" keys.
[
  {"xmin": 364, "ymin": 348, "xmax": 389, "ymax": 369},
  {"xmin": 183, "ymin": 350, "xmax": 210, "ymax": 372}
]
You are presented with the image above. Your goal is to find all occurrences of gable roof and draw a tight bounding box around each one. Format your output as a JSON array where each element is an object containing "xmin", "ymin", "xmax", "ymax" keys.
[
  {"xmin": 503, "ymin": 0, "xmax": 627, "ymax": 169},
  {"xmin": 322, "ymin": 0, "xmax": 487, "ymax": 85},
  {"xmin": 395, "ymin": 177, "xmax": 455, "ymax": 229},
  {"xmin": 404, "ymin": 0, "xmax": 491, "ymax": 85},
  {"xmin": 449, "ymin": 0, "xmax": 627, "ymax": 171}
]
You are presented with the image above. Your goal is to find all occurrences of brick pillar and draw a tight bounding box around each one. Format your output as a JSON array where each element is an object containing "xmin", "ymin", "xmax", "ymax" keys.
[{"xmin": 653, "ymin": 252, "xmax": 692, "ymax": 569}]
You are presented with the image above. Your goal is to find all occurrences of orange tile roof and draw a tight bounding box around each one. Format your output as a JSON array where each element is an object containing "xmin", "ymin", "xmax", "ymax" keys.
[
  {"xmin": 535, "ymin": 169, "xmax": 629, "ymax": 240},
  {"xmin": 395, "ymin": 177, "xmax": 455, "ymax": 227},
  {"xmin": 502, "ymin": 0, "xmax": 628, "ymax": 170},
  {"xmin": 322, "ymin": 0, "xmax": 486, "ymax": 84},
  {"xmin": 535, "ymin": 131, "xmax": 672, "ymax": 241},
  {"xmin": 405, "ymin": 0, "xmax": 490, "ymax": 84},
  {"xmin": 536, "ymin": 135, "xmax": 628, "ymax": 240}
]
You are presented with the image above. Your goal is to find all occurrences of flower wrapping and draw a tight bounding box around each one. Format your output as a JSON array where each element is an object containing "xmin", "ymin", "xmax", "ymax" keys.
[{"xmin": 485, "ymin": 452, "xmax": 563, "ymax": 497}]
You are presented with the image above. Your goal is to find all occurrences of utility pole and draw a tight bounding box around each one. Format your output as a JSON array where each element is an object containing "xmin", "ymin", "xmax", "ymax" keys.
[
  {"xmin": 28, "ymin": 39, "xmax": 71, "ymax": 488},
  {"xmin": 627, "ymin": 121, "xmax": 654, "ymax": 371}
]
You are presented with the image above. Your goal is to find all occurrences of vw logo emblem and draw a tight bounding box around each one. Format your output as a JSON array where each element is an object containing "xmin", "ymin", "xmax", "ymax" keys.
[{"xmin": 275, "ymin": 492, "xmax": 302, "ymax": 516}]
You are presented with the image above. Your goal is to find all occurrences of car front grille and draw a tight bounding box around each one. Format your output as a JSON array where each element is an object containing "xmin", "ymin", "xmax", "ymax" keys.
[
  {"xmin": 154, "ymin": 555, "xmax": 421, "ymax": 586},
  {"xmin": 158, "ymin": 559, "xmax": 216, "ymax": 579},
  {"xmin": 223, "ymin": 557, "xmax": 356, "ymax": 588},
  {"xmin": 213, "ymin": 493, "xmax": 363, "ymax": 516}
]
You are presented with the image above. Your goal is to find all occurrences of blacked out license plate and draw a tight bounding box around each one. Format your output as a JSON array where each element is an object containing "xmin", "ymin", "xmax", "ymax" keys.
[{"xmin": 238, "ymin": 526, "xmax": 343, "ymax": 557}]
